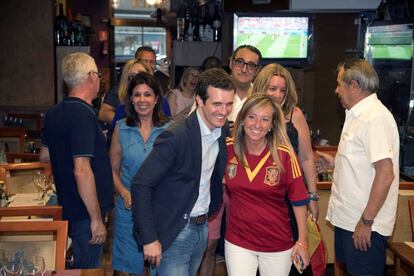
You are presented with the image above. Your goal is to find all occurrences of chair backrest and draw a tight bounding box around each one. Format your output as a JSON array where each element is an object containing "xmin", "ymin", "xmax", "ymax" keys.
[
  {"xmin": 0, "ymin": 162, "xmax": 51, "ymax": 195},
  {"xmin": 0, "ymin": 127, "xmax": 28, "ymax": 153},
  {"xmin": 6, "ymin": 152, "xmax": 39, "ymax": 163},
  {"xmin": 0, "ymin": 220, "xmax": 68, "ymax": 270},
  {"xmin": 0, "ymin": 206, "xmax": 63, "ymax": 221},
  {"xmin": 409, "ymin": 199, "xmax": 414, "ymax": 241}
]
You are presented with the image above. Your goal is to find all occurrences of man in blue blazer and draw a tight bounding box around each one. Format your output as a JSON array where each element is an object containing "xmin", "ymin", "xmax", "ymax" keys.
[{"xmin": 131, "ymin": 68, "xmax": 235, "ymax": 276}]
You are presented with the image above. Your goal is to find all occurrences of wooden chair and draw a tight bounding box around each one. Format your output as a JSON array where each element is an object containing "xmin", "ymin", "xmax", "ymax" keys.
[
  {"xmin": 409, "ymin": 199, "xmax": 414, "ymax": 241},
  {"xmin": 0, "ymin": 220, "xmax": 68, "ymax": 270},
  {"xmin": 0, "ymin": 162, "xmax": 51, "ymax": 195},
  {"xmin": 0, "ymin": 205, "xmax": 62, "ymax": 221},
  {"xmin": 0, "ymin": 127, "xmax": 28, "ymax": 153}
]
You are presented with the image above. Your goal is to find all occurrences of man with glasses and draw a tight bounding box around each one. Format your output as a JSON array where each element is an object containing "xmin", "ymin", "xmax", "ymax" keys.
[
  {"xmin": 227, "ymin": 45, "xmax": 262, "ymax": 124},
  {"xmin": 199, "ymin": 45, "xmax": 262, "ymax": 276},
  {"xmin": 39, "ymin": 52, "xmax": 114, "ymax": 269},
  {"xmin": 317, "ymin": 59, "xmax": 399, "ymax": 276}
]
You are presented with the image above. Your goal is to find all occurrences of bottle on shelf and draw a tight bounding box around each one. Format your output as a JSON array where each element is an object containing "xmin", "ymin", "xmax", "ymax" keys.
[
  {"xmin": 192, "ymin": 6, "xmax": 200, "ymax": 41},
  {"xmin": 184, "ymin": 5, "xmax": 193, "ymax": 41},
  {"xmin": 202, "ymin": 5, "xmax": 213, "ymax": 42},
  {"xmin": 67, "ymin": 8, "xmax": 75, "ymax": 46},
  {"xmin": 176, "ymin": 1, "xmax": 185, "ymax": 41},
  {"xmin": 54, "ymin": 3, "xmax": 69, "ymax": 46},
  {"xmin": 72, "ymin": 13, "xmax": 86, "ymax": 46},
  {"xmin": 198, "ymin": 5, "xmax": 204, "ymax": 41},
  {"xmin": 212, "ymin": 4, "xmax": 221, "ymax": 41}
]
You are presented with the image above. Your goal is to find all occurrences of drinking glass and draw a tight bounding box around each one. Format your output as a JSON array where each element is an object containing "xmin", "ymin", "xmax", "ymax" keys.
[
  {"xmin": 23, "ymin": 256, "xmax": 45, "ymax": 276},
  {"xmin": 2, "ymin": 256, "xmax": 23, "ymax": 276},
  {"xmin": 0, "ymin": 249, "xmax": 6, "ymax": 274},
  {"xmin": 33, "ymin": 171, "xmax": 48, "ymax": 202}
]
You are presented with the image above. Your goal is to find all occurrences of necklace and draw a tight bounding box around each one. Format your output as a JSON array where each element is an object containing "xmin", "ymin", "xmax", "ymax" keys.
[{"xmin": 139, "ymin": 126, "xmax": 152, "ymax": 136}]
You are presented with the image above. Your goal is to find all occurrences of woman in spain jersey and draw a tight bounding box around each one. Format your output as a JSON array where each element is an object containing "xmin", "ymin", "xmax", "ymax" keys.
[{"xmin": 224, "ymin": 94, "xmax": 310, "ymax": 276}]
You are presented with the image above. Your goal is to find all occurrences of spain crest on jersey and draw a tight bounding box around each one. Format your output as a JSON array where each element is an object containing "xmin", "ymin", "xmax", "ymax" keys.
[
  {"xmin": 227, "ymin": 164, "xmax": 237, "ymax": 180},
  {"xmin": 227, "ymin": 156, "xmax": 238, "ymax": 180},
  {"xmin": 264, "ymin": 165, "xmax": 280, "ymax": 186}
]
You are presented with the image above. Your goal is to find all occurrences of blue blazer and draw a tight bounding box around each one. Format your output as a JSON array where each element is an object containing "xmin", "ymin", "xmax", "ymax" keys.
[{"xmin": 131, "ymin": 111, "xmax": 227, "ymax": 252}]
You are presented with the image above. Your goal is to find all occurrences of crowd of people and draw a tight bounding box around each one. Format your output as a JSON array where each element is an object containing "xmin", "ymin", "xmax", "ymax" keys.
[{"xmin": 39, "ymin": 43, "xmax": 399, "ymax": 276}]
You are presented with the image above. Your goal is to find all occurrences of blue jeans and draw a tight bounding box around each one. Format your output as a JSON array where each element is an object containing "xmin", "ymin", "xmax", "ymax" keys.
[
  {"xmin": 157, "ymin": 222, "xmax": 208, "ymax": 276},
  {"xmin": 69, "ymin": 218, "xmax": 104, "ymax": 269}
]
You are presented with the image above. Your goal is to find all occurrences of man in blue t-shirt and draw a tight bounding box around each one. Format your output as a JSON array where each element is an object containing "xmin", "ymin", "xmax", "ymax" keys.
[{"xmin": 40, "ymin": 52, "xmax": 114, "ymax": 269}]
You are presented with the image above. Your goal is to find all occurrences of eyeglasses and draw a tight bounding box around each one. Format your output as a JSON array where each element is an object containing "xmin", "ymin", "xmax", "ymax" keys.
[
  {"xmin": 188, "ymin": 73, "xmax": 199, "ymax": 79},
  {"xmin": 89, "ymin": 71, "xmax": 102, "ymax": 80},
  {"xmin": 233, "ymin": 58, "xmax": 258, "ymax": 72}
]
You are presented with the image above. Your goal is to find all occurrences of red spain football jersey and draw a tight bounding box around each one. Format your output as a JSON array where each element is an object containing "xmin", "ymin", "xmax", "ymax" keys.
[{"xmin": 224, "ymin": 142, "xmax": 309, "ymax": 252}]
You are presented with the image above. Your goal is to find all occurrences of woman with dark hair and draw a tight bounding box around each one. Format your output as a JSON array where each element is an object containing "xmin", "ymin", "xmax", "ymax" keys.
[{"xmin": 109, "ymin": 72, "xmax": 171, "ymax": 275}]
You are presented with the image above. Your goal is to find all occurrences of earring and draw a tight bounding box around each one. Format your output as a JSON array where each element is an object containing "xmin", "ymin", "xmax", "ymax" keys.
[{"xmin": 268, "ymin": 129, "xmax": 272, "ymax": 132}]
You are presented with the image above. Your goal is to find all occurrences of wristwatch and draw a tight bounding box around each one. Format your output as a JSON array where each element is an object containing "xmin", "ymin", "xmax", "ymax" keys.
[
  {"xmin": 360, "ymin": 215, "xmax": 374, "ymax": 226},
  {"xmin": 308, "ymin": 191, "xmax": 319, "ymax": 201}
]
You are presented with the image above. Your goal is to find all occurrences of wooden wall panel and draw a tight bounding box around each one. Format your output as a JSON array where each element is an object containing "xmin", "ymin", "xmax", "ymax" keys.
[
  {"xmin": 310, "ymin": 13, "xmax": 359, "ymax": 145},
  {"xmin": 0, "ymin": 0, "xmax": 55, "ymax": 108}
]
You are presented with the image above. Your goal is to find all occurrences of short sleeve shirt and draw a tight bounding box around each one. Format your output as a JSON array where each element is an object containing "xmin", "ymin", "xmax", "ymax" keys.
[
  {"xmin": 224, "ymin": 142, "xmax": 309, "ymax": 252},
  {"xmin": 42, "ymin": 97, "xmax": 114, "ymax": 221},
  {"xmin": 326, "ymin": 94, "xmax": 400, "ymax": 236}
]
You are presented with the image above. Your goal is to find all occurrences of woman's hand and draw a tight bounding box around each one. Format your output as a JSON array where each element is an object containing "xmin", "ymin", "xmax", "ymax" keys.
[
  {"xmin": 291, "ymin": 242, "xmax": 310, "ymax": 271},
  {"xmin": 121, "ymin": 190, "xmax": 132, "ymax": 209},
  {"xmin": 308, "ymin": 200, "xmax": 319, "ymax": 221}
]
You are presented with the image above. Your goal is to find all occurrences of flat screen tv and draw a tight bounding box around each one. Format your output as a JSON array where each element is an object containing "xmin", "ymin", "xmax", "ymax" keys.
[
  {"xmin": 364, "ymin": 22, "xmax": 413, "ymax": 66},
  {"xmin": 233, "ymin": 13, "xmax": 311, "ymax": 64}
]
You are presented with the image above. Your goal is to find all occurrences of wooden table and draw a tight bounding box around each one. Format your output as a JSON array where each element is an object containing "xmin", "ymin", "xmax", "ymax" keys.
[
  {"xmin": 388, "ymin": 242, "xmax": 414, "ymax": 276},
  {"xmin": 45, "ymin": 268, "xmax": 104, "ymax": 275}
]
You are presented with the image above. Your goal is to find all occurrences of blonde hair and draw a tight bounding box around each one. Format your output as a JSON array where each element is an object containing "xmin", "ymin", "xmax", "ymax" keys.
[
  {"xmin": 233, "ymin": 94, "xmax": 293, "ymax": 169},
  {"xmin": 250, "ymin": 63, "xmax": 298, "ymax": 117},
  {"xmin": 177, "ymin": 67, "xmax": 201, "ymax": 91},
  {"xmin": 118, "ymin": 59, "xmax": 151, "ymax": 103}
]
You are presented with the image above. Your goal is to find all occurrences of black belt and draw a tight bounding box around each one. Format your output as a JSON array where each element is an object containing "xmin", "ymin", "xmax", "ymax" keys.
[{"xmin": 189, "ymin": 214, "xmax": 208, "ymax": 225}]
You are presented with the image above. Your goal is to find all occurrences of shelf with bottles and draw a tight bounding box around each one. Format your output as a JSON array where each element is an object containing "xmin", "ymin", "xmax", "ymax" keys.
[
  {"xmin": 54, "ymin": 3, "xmax": 88, "ymax": 47},
  {"xmin": 176, "ymin": 0, "xmax": 222, "ymax": 42}
]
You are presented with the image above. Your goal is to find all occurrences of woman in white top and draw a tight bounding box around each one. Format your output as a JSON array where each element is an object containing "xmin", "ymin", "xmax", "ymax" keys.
[{"xmin": 167, "ymin": 67, "xmax": 201, "ymax": 121}]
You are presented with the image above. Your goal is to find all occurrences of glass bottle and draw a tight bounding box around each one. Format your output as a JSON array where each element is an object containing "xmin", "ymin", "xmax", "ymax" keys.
[
  {"xmin": 203, "ymin": 6, "xmax": 213, "ymax": 41},
  {"xmin": 212, "ymin": 4, "xmax": 221, "ymax": 41},
  {"xmin": 55, "ymin": 3, "xmax": 69, "ymax": 46},
  {"xmin": 176, "ymin": 1, "xmax": 185, "ymax": 41}
]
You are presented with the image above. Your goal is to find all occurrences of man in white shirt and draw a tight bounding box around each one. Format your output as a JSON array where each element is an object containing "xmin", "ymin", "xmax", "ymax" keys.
[
  {"xmin": 317, "ymin": 58, "xmax": 399, "ymax": 276},
  {"xmin": 227, "ymin": 45, "xmax": 262, "ymax": 124},
  {"xmin": 131, "ymin": 68, "xmax": 235, "ymax": 276},
  {"xmin": 199, "ymin": 45, "xmax": 262, "ymax": 276}
]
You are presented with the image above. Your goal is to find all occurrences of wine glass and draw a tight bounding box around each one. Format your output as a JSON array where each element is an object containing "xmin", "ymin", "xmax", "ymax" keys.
[
  {"xmin": 2, "ymin": 256, "xmax": 23, "ymax": 276},
  {"xmin": 23, "ymin": 256, "xmax": 45, "ymax": 276},
  {"xmin": 33, "ymin": 171, "xmax": 49, "ymax": 203},
  {"xmin": 0, "ymin": 249, "xmax": 6, "ymax": 274}
]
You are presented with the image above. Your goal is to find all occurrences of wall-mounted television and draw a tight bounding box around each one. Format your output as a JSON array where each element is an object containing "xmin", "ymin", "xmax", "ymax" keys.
[
  {"xmin": 233, "ymin": 13, "xmax": 312, "ymax": 65},
  {"xmin": 364, "ymin": 22, "xmax": 413, "ymax": 66}
]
